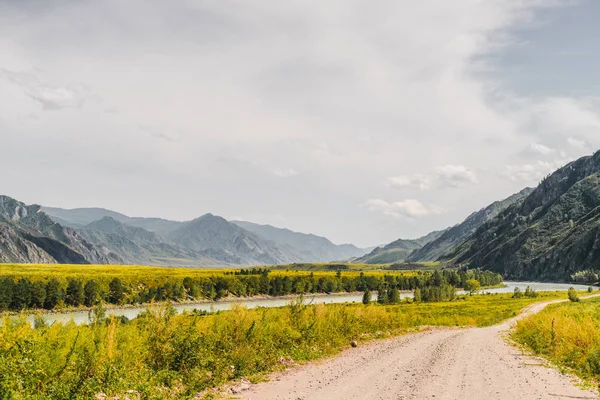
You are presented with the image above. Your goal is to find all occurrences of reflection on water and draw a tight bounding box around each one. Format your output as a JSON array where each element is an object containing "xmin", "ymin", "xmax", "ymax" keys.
[{"xmin": 28, "ymin": 281, "xmax": 593, "ymax": 326}]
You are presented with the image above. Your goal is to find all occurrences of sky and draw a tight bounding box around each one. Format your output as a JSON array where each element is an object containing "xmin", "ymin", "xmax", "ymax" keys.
[{"xmin": 1, "ymin": 0, "xmax": 600, "ymax": 247}]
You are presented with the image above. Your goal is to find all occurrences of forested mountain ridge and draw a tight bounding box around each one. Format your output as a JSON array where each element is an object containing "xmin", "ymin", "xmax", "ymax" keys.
[
  {"xmin": 353, "ymin": 230, "xmax": 446, "ymax": 264},
  {"xmin": 407, "ymin": 188, "xmax": 534, "ymax": 262},
  {"xmin": 443, "ymin": 151, "xmax": 600, "ymax": 281}
]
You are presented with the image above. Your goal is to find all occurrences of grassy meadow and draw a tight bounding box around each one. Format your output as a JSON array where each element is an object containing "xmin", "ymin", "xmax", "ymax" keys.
[
  {"xmin": 512, "ymin": 295, "xmax": 600, "ymax": 386},
  {"xmin": 0, "ymin": 291, "xmax": 572, "ymax": 399}
]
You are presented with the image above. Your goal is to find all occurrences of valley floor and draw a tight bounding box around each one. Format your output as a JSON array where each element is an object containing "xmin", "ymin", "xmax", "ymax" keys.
[{"xmin": 242, "ymin": 298, "xmax": 600, "ymax": 400}]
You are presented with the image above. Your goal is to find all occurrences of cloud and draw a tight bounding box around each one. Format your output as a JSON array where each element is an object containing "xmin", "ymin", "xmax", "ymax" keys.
[
  {"xmin": 388, "ymin": 165, "xmax": 477, "ymax": 190},
  {"xmin": 0, "ymin": 69, "xmax": 85, "ymax": 110},
  {"xmin": 504, "ymin": 159, "xmax": 566, "ymax": 183},
  {"xmin": 529, "ymin": 143, "xmax": 555, "ymax": 155},
  {"xmin": 0, "ymin": 0, "xmax": 598, "ymax": 246},
  {"xmin": 386, "ymin": 175, "xmax": 432, "ymax": 190},
  {"xmin": 271, "ymin": 167, "xmax": 299, "ymax": 178},
  {"xmin": 567, "ymin": 137, "xmax": 588, "ymax": 150},
  {"xmin": 434, "ymin": 165, "xmax": 479, "ymax": 188},
  {"xmin": 365, "ymin": 198, "xmax": 444, "ymax": 219},
  {"xmin": 139, "ymin": 125, "xmax": 184, "ymax": 142}
]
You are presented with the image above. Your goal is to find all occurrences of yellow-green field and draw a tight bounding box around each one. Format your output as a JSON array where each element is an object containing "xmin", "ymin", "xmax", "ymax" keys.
[
  {"xmin": 0, "ymin": 291, "xmax": 574, "ymax": 399},
  {"xmin": 512, "ymin": 295, "xmax": 600, "ymax": 386},
  {"xmin": 270, "ymin": 261, "xmax": 441, "ymax": 272},
  {"xmin": 0, "ymin": 263, "xmax": 417, "ymax": 283}
]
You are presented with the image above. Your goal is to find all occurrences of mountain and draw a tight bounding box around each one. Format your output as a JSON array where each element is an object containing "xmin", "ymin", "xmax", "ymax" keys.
[
  {"xmin": 168, "ymin": 214, "xmax": 298, "ymax": 265},
  {"xmin": 443, "ymin": 151, "xmax": 600, "ymax": 281},
  {"xmin": 42, "ymin": 207, "xmax": 183, "ymax": 237},
  {"xmin": 43, "ymin": 206, "xmax": 369, "ymax": 265},
  {"xmin": 78, "ymin": 217, "xmax": 220, "ymax": 267},
  {"xmin": 354, "ymin": 230, "xmax": 446, "ymax": 264},
  {"xmin": 407, "ymin": 188, "xmax": 534, "ymax": 262},
  {"xmin": 0, "ymin": 196, "xmax": 115, "ymax": 264},
  {"xmin": 231, "ymin": 221, "xmax": 369, "ymax": 262}
]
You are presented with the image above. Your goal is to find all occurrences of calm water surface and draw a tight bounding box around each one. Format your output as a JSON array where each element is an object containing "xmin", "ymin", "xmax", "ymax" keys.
[{"xmin": 28, "ymin": 281, "xmax": 593, "ymax": 326}]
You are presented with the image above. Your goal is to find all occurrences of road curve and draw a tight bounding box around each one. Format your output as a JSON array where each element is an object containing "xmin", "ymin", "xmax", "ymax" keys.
[{"xmin": 243, "ymin": 298, "xmax": 599, "ymax": 400}]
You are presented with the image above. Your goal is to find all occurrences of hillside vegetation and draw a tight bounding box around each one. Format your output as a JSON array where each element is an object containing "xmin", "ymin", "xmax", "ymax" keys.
[
  {"xmin": 354, "ymin": 230, "xmax": 445, "ymax": 264},
  {"xmin": 444, "ymin": 151, "xmax": 600, "ymax": 281},
  {"xmin": 0, "ymin": 292, "xmax": 569, "ymax": 399},
  {"xmin": 407, "ymin": 188, "xmax": 533, "ymax": 262}
]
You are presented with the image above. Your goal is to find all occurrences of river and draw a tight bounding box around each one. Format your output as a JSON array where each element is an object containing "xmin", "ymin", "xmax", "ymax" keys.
[{"xmin": 25, "ymin": 281, "xmax": 593, "ymax": 326}]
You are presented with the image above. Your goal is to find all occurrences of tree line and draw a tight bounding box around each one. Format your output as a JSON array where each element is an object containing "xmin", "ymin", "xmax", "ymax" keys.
[{"xmin": 0, "ymin": 268, "xmax": 501, "ymax": 312}]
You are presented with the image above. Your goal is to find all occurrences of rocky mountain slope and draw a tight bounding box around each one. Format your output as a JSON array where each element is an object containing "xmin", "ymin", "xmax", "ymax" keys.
[
  {"xmin": 43, "ymin": 206, "xmax": 370, "ymax": 265},
  {"xmin": 79, "ymin": 217, "xmax": 220, "ymax": 267},
  {"xmin": 232, "ymin": 221, "xmax": 368, "ymax": 262},
  {"xmin": 407, "ymin": 188, "xmax": 534, "ymax": 262},
  {"xmin": 354, "ymin": 230, "xmax": 446, "ymax": 264},
  {"xmin": 443, "ymin": 151, "xmax": 600, "ymax": 281},
  {"xmin": 42, "ymin": 207, "xmax": 183, "ymax": 237},
  {"xmin": 0, "ymin": 196, "xmax": 114, "ymax": 264},
  {"xmin": 168, "ymin": 214, "xmax": 298, "ymax": 265}
]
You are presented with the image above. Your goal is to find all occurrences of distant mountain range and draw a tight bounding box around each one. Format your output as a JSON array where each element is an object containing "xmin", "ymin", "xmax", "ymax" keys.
[
  {"xmin": 353, "ymin": 230, "xmax": 446, "ymax": 264},
  {"xmin": 34, "ymin": 205, "xmax": 372, "ymax": 266},
  {"xmin": 231, "ymin": 221, "xmax": 370, "ymax": 262},
  {"xmin": 4, "ymin": 150, "xmax": 600, "ymax": 280}
]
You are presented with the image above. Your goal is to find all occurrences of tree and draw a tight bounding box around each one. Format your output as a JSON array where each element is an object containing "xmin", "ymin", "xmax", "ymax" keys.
[
  {"xmin": 464, "ymin": 279, "xmax": 481, "ymax": 295},
  {"xmin": 44, "ymin": 278, "xmax": 64, "ymax": 309},
  {"xmin": 12, "ymin": 279, "xmax": 32, "ymax": 310},
  {"xmin": 413, "ymin": 287, "xmax": 422, "ymax": 303},
  {"xmin": 362, "ymin": 289, "xmax": 371, "ymax": 305},
  {"xmin": 31, "ymin": 281, "xmax": 47, "ymax": 309},
  {"xmin": 109, "ymin": 278, "xmax": 126, "ymax": 304},
  {"xmin": 387, "ymin": 287, "xmax": 400, "ymax": 304},
  {"xmin": 377, "ymin": 286, "xmax": 388, "ymax": 304},
  {"xmin": 513, "ymin": 287, "xmax": 523, "ymax": 299},
  {"xmin": 66, "ymin": 279, "xmax": 85, "ymax": 306},
  {"xmin": 524, "ymin": 286, "xmax": 538, "ymax": 298},
  {"xmin": 568, "ymin": 287, "xmax": 579, "ymax": 302},
  {"xmin": 588, "ymin": 286, "xmax": 594, "ymax": 293},
  {"xmin": 84, "ymin": 280, "xmax": 102, "ymax": 307}
]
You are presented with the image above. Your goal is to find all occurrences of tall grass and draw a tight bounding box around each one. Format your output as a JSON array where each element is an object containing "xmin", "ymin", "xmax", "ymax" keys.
[
  {"xmin": 512, "ymin": 296, "xmax": 600, "ymax": 385},
  {"xmin": 0, "ymin": 292, "xmax": 567, "ymax": 399}
]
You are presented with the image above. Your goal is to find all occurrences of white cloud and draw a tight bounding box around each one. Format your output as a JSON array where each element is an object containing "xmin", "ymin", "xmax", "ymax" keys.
[
  {"xmin": 0, "ymin": 69, "xmax": 85, "ymax": 110},
  {"xmin": 504, "ymin": 160, "xmax": 566, "ymax": 183},
  {"xmin": 271, "ymin": 167, "xmax": 299, "ymax": 178},
  {"xmin": 0, "ymin": 0, "xmax": 598, "ymax": 246},
  {"xmin": 365, "ymin": 198, "xmax": 444, "ymax": 219},
  {"xmin": 386, "ymin": 175, "xmax": 432, "ymax": 190},
  {"xmin": 388, "ymin": 165, "xmax": 477, "ymax": 190},
  {"xmin": 567, "ymin": 137, "xmax": 588, "ymax": 150},
  {"xmin": 434, "ymin": 165, "xmax": 479, "ymax": 188},
  {"xmin": 530, "ymin": 143, "xmax": 555, "ymax": 155}
]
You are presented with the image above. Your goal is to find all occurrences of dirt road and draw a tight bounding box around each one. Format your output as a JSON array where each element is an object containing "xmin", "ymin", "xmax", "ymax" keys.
[{"xmin": 243, "ymin": 299, "xmax": 599, "ymax": 400}]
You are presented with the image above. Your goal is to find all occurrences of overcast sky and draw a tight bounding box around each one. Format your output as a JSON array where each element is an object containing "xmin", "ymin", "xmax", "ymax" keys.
[{"xmin": 2, "ymin": 0, "xmax": 599, "ymax": 247}]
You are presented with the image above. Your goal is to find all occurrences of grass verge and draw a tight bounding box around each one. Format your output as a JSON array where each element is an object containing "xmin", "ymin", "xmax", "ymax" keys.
[
  {"xmin": 0, "ymin": 292, "xmax": 572, "ymax": 399},
  {"xmin": 512, "ymin": 295, "xmax": 600, "ymax": 389}
]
